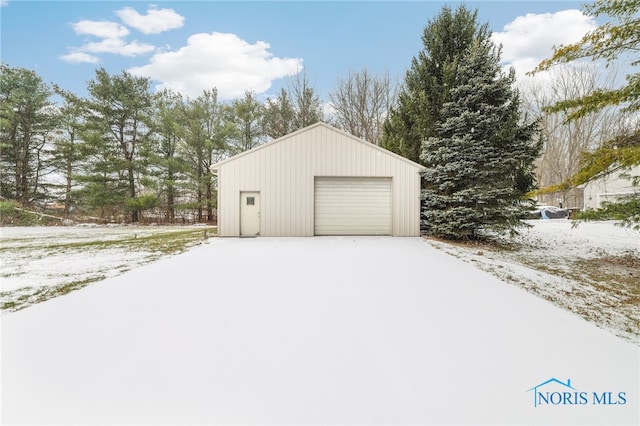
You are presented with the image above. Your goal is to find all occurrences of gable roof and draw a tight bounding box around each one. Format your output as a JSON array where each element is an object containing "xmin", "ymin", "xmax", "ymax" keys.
[{"xmin": 211, "ymin": 122, "xmax": 424, "ymax": 171}]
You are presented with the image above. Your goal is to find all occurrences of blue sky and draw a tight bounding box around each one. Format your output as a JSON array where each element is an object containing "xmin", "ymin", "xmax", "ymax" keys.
[{"xmin": 1, "ymin": 1, "xmax": 594, "ymax": 103}]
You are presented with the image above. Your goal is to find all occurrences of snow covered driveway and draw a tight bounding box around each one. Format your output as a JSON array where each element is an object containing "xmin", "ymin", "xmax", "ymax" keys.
[{"xmin": 2, "ymin": 237, "xmax": 638, "ymax": 425}]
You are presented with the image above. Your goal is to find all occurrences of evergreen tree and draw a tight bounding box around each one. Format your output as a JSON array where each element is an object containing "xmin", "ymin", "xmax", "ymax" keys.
[
  {"xmin": 0, "ymin": 64, "xmax": 56, "ymax": 203},
  {"xmin": 226, "ymin": 91, "xmax": 265, "ymax": 154},
  {"xmin": 532, "ymin": 0, "xmax": 640, "ymax": 229},
  {"xmin": 75, "ymin": 122, "xmax": 129, "ymax": 220},
  {"xmin": 421, "ymin": 37, "xmax": 541, "ymax": 239},
  {"xmin": 533, "ymin": 0, "xmax": 640, "ymax": 119},
  {"xmin": 381, "ymin": 6, "xmax": 486, "ymax": 164},
  {"xmin": 51, "ymin": 86, "xmax": 85, "ymax": 217},
  {"xmin": 148, "ymin": 89, "xmax": 189, "ymax": 222},
  {"xmin": 182, "ymin": 89, "xmax": 227, "ymax": 222},
  {"xmin": 82, "ymin": 68, "xmax": 153, "ymax": 222},
  {"xmin": 264, "ymin": 74, "xmax": 323, "ymax": 139},
  {"xmin": 264, "ymin": 88, "xmax": 296, "ymax": 139}
]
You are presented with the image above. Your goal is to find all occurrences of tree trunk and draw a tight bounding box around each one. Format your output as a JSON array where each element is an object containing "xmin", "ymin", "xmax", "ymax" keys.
[
  {"xmin": 65, "ymin": 158, "xmax": 72, "ymax": 217},
  {"xmin": 14, "ymin": 156, "xmax": 21, "ymax": 201},
  {"xmin": 197, "ymin": 158, "xmax": 203, "ymax": 222},
  {"xmin": 128, "ymin": 164, "xmax": 138, "ymax": 223},
  {"xmin": 32, "ymin": 139, "xmax": 45, "ymax": 202},
  {"xmin": 16, "ymin": 138, "xmax": 26, "ymax": 202},
  {"xmin": 167, "ymin": 170, "xmax": 175, "ymax": 222},
  {"xmin": 206, "ymin": 174, "xmax": 213, "ymax": 222},
  {"xmin": 167, "ymin": 191, "xmax": 174, "ymax": 222}
]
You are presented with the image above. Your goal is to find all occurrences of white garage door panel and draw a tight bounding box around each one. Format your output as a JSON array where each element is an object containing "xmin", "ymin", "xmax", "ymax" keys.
[{"xmin": 315, "ymin": 177, "xmax": 392, "ymax": 235}]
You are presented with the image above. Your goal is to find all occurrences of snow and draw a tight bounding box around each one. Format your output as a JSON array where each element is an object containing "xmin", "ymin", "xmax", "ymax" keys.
[
  {"xmin": 1, "ymin": 247, "xmax": 154, "ymax": 292},
  {"xmin": 2, "ymin": 236, "xmax": 638, "ymax": 425},
  {"xmin": 426, "ymin": 220, "xmax": 640, "ymax": 344},
  {"xmin": 0, "ymin": 225, "xmax": 202, "ymax": 293},
  {"xmin": 0, "ymin": 223, "xmax": 186, "ymax": 242},
  {"xmin": 512, "ymin": 219, "xmax": 639, "ymax": 255}
]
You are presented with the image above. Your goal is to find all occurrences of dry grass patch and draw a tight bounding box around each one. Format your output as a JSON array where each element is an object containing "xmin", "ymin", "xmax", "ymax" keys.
[
  {"xmin": 1, "ymin": 226, "xmax": 216, "ymax": 313},
  {"xmin": 425, "ymin": 228, "xmax": 640, "ymax": 345}
]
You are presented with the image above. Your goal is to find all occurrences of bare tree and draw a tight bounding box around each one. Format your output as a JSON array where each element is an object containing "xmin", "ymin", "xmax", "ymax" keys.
[
  {"xmin": 329, "ymin": 69, "xmax": 396, "ymax": 145},
  {"xmin": 263, "ymin": 71, "xmax": 323, "ymax": 140},
  {"xmin": 288, "ymin": 71, "xmax": 323, "ymax": 128},
  {"xmin": 522, "ymin": 65, "xmax": 619, "ymax": 207}
]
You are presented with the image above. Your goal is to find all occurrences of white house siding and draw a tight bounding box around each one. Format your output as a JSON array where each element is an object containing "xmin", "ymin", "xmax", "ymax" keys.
[
  {"xmin": 583, "ymin": 165, "xmax": 640, "ymax": 210},
  {"xmin": 213, "ymin": 123, "xmax": 423, "ymax": 237}
]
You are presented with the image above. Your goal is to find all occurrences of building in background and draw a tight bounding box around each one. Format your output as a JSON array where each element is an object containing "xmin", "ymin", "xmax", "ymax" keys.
[{"xmin": 582, "ymin": 165, "xmax": 640, "ymax": 210}]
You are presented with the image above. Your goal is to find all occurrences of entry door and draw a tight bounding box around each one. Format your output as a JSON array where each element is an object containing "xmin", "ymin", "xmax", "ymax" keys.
[{"xmin": 240, "ymin": 192, "xmax": 260, "ymax": 236}]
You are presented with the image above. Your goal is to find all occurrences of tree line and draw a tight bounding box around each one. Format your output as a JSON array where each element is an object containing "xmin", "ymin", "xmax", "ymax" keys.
[
  {"xmin": 0, "ymin": 67, "xmax": 326, "ymax": 223},
  {"xmin": 376, "ymin": 0, "xmax": 638, "ymax": 235},
  {"xmin": 2, "ymin": 0, "xmax": 637, "ymax": 235}
]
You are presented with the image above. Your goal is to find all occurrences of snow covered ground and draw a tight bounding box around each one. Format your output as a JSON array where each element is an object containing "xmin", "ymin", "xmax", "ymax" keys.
[
  {"xmin": 426, "ymin": 220, "xmax": 640, "ymax": 344},
  {"xmin": 0, "ymin": 225, "xmax": 212, "ymax": 311},
  {"xmin": 2, "ymin": 236, "xmax": 638, "ymax": 425}
]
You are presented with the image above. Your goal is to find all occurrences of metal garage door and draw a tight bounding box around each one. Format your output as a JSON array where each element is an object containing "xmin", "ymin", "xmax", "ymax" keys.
[{"xmin": 314, "ymin": 177, "xmax": 392, "ymax": 235}]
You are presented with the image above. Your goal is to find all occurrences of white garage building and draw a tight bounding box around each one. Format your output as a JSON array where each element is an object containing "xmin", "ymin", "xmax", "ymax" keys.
[{"xmin": 212, "ymin": 122, "xmax": 424, "ymax": 237}]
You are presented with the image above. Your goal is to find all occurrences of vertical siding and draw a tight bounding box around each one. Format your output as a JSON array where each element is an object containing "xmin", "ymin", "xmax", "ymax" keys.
[{"xmin": 216, "ymin": 123, "xmax": 422, "ymax": 237}]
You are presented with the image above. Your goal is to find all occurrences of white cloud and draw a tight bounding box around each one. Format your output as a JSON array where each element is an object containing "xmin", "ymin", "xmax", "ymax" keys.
[
  {"xmin": 82, "ymin": 38, "xmax": 155, "ymax": 57},
  {"xmin": 322, "ymin": 101, "xmax": 336, "ymax": 121},
  {"xmin": 492, "ymin": 10, "xmax": 597, "ymax": 85},
  {"xmin": 71, "ymin": 20, "xmax": 129, "ymax": 39},
  {"xmin": 59, "ymin": 52, "xmax": 100, "ymax": 64},
  {"xmin": 64, "ymin": 17, "xmax": 156, "ymax": 62},
  {"xmin": 129, "ymin": 32, "xmax": 303, "ymax": 100},
  {"xmin": 116, "ymin": 6, "xmax": 185, "ymax": 34}
]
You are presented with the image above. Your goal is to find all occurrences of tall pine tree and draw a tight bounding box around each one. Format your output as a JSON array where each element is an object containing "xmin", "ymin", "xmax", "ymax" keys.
[
  {"xmin": 82, "ymin": 68, "xmax": 153, "ymax": 222},
  {"xmin": 0, "ymin": 65, "xmax": 56, "ymax": 204},
  {"xmin": 381, "ymin": 6, "xmax": 486, "ymax": 164},
  {"xmin": 183, "ymin": 89, "xmax": 227, "ymax": 223},
  {"xmin": 421, "ymin": 37, "xmax": 541, "ymax": 239},
  {"xmin": 149, "ymin": 89, "xmax": 189, "ymax": 223}
]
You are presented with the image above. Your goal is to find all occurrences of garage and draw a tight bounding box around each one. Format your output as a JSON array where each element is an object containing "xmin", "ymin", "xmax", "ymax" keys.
[
  {"xmin": 212, "ymin": 122, "xmax": 423, "ymax": 237},
  {"xmin": 314, "ymin": 177, "xmax": 392, "ymax": 235}
]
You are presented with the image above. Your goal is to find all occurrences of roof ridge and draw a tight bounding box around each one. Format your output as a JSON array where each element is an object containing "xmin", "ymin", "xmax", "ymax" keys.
[{"xmin": 211, "ymin": 121, "xmax": 424, "ymax": 171}]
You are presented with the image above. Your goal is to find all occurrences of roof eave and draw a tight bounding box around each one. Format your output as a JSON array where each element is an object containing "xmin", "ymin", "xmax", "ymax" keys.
[{"xmin": 210, "ymin": 121, "xmax": 425, "ymax": 171}]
